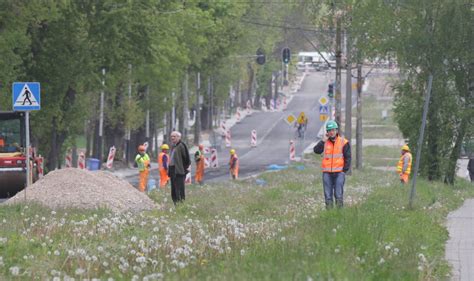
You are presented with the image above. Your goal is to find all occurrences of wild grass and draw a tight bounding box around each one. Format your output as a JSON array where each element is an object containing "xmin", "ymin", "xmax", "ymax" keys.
[{"xmin": 0, "ymin": 152, "xmax": 472, "ymax": 280}]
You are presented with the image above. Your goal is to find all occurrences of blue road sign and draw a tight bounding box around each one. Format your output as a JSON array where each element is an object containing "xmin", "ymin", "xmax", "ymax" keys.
[
  {"xmin": 319, "ymin": 105, "xmax": 329, "ymax": 115},
  {"xmin": 12, "ymin": 82, "xmax": 41, "ymax": 111}
]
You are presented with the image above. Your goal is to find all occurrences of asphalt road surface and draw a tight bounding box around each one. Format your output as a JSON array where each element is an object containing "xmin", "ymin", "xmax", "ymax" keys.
[{"xmin": 124, "ymin": 70, "xmax": 359, "ymax": 186}]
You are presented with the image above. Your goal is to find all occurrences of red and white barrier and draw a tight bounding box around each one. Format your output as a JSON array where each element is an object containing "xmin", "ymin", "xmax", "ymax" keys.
[
  {"xmin": 37, "ymin": 155, "xmax": 44, "ymax": 178},
  {"xmin": 203, "ymin": 147, "xmax": 211, "ymax": 168},
  {"xmin": 225, "ymin": 129, "xmax": 231, "ymax": 147},
  {"xmin": 210, "ymin": 148, "xmax": 219, "ymax": 168},
  {"xmin": 185, "ymin": 165, "xmax": 192, "ymax": 185},
  {"xmin": 236, "ymin": 108, "xmax": 241, "ymax": 123},
  {"xmin": 221, "ymin": 121, "xmax": 227, "ymax": 136},
  {"xmin": 270, "ymin": 100, "xmax": 275, "ymax": 111},
  {"xmin": 246, "ymin": 100, "xmax": 252, "ymax": 115},
  {"xmin": 276, "ymin": 99, "xmax": 281, "ymax": 110},
  {"xmin": 78, "ymin": 152, "xmax": 86, "ymax": 169},
  {"xmin": 251, "ymin": 129, "xmax": 257, "ymax": 147},
  {"xmin": 106, "ymin": 146, "xmax": 116, "ymax": 169},
  {"xmin": 283, "ymin": 97, "xmax": 287, "ymax": 111},
  {"xmin": 65, "ymin": 151, "xmax": 72, "ymax": 168},
  {"xmin": 289, "ymin": 140, "xmax": 296, "ymax": 161}
]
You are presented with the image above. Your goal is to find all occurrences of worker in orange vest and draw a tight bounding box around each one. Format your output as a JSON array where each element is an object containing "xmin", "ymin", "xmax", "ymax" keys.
[
  {"xmin": 194, "ymin": 144, "xmax": 205, "ymax": 185},
  {"xmin": 313, "ymin": 120, "xmax": 351, "ymax": 209},
  {"xmin": 0, "ymin": 135, "xmax": 5, "ymax": 147},
  {"xmin": 135, "ymin": 145, "xmax": 150, "ymax": 192},
  {"xmin": 229, "ymin": 149, "xmax": 239, "ymax": 180},
  {"xmin": 397, "ymin": 144, "xmax": 412, "ymax": 184},
  {"xmin": 158, "ymin": 144, "xmax": 170, "ymax": 188}
]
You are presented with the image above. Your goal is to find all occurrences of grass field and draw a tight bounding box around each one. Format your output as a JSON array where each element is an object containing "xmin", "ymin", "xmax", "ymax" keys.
[{"xmin": 1, "ymin": 150, "xmax": 473, "ymax": 280}]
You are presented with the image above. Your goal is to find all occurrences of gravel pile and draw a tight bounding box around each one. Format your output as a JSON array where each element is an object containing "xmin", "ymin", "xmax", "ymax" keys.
[{"xmin": 7, "ymin": 168, "xmax": 158, "ymax": 213}]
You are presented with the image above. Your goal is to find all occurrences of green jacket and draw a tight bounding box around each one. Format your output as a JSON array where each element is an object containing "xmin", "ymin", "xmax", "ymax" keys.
[{"xmin": 135, "ymin": 153, "xmax": 150, "ymax": 172}]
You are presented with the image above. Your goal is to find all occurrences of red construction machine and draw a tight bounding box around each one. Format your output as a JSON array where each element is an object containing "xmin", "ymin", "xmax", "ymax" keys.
[{"xmin": 0, "ymin": 111, "xmax": 41, "ymax": 198}]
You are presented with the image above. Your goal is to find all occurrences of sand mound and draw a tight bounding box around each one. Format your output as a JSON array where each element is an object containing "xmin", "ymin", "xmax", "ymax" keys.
[{"xmin": 7, "ymin": 168, "xmax": 158, "ymax": 213}]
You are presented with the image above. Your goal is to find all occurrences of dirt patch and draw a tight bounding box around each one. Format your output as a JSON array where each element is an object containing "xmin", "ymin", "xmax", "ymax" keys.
[{"xmin": 7, "ymin": 168, "xmax": 158, "ymax": 213}]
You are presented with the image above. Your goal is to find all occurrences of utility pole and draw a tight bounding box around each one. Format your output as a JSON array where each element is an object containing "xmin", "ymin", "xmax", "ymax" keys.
[
  {"xmin": 98, "ymin": 67, "xmax": 106, "ymax": 163},
  {"xmin": 171, "ymin": 92, "xmax": 176, "ymax": 130},
  {"xmin": 145, "ymin": 85, "xmax": 150, "ymax": 144},
  {"xmin": 182, "ymin": 72, "xmax": 189, "ymax": 142},
  {"xmin": 409, "ymin": 74, "xmax": 434, "ymax": 208},
  {"xmin": 335, "ymin": 16, "xmax": 342, "ymax": 125},
  {"xmin": 356, "ymin": 63, "xmax": 363, "ymax": 169},
  {"xmin": 208, "ymin": 76, "xmax": 212, "ymax": 129},
  {"xmin": 345, "ymin": 30, "xmax": 352, "ymax": 142},
  {"xmin": 125, "ymin": 64, "xmax": 132, "ymax": 164},
  {"xmin": 194, "ymin": 72, "xmax": 201, "ymax": 145}
]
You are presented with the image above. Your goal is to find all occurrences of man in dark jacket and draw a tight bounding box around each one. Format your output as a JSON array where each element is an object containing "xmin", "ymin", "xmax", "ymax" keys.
[
  {"xmin": 168, "ymin": 131, "xmax": 191, "ymax": 205},
  {"xmin": 313, "ymin": 120, "xmax": 351, "ymax": 209}
]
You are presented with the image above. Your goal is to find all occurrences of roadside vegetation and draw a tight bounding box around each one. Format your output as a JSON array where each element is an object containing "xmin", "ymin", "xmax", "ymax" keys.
[{"xmin": 1, "ymin": 150, "xmax": 472, "ymax": 280}]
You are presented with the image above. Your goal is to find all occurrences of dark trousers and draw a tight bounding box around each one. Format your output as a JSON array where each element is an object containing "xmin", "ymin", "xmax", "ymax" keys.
[
  {"xmin": 322, "ymin": 172, "xmax": 345, "ymax": 208},
  {"xmin": 169, "ymin": 166, "xmax": 185, "ymax": 204}
]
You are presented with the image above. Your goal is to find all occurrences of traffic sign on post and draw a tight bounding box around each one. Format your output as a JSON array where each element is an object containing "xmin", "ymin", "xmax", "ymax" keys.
[
  {"xmin": 285, "ymin": 114, "xmax": 296, "ymax": 126},
  {"xmin": 12, "ymin": 82, "xmax": 41, "ymax": 190},
  {"xmin": 12, "ymin": 82, "xmax": 41, "ymax": 111},
  {"xmin": 318, "ymin": 96, "xmax": 328, "ymax": 106}
]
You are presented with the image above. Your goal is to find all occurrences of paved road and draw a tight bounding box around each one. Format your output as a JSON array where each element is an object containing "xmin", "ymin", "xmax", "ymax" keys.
[{"xmin": 124, "ymin": 70, "xmax": 357, "ymax": 185}]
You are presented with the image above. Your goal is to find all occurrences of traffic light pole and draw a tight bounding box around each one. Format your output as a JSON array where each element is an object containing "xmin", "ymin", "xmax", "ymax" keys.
[{"xmin": 335, "ymin": 17, "xmax": 342, "ymax": 125}]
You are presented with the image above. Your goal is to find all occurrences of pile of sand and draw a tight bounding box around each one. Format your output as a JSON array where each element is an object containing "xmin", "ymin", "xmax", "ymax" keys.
[{"xmin": 7, "ymin": 168, "xmax": 158, "ymax": 213}]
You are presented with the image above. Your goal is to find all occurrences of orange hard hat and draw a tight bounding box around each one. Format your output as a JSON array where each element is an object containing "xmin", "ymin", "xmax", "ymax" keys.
[{"xmin": 138, "ymin": 145, "xmax": 146, "ymax": 152}]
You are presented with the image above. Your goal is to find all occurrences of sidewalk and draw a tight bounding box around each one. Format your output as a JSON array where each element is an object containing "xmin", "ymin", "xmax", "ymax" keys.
[{"xmin": 446, "ymin": 198, "xmax": 474, "ymax": 281}]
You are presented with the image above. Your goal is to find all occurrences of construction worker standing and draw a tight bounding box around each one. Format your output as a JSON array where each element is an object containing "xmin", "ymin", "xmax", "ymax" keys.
[
  {"xmin": 397, "ymin": 145, "xmax": 412, "ymax": 184},
  {"xmin": 229, "ymin": 149, "xmax": 239, "ymax": 180},
  {"xmin": 313, "ymin": 120, "xmax": 351, "ymax": 209},
  {"xmin": 158, "ymin": 144, "xmax": 170, "ymax": 188},
  {"xmin": 194, "ymin": 144, "xmax": 205, "ymax": 185},
  {"xmin": 135, "ymin": 145, "xmax": 150, "ymax": 192}
]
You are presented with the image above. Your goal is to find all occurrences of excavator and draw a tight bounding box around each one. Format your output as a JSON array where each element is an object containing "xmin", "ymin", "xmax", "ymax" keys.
[{"xmin": 0, "ymin": 111, "xmax": 40, "ymax": 198}]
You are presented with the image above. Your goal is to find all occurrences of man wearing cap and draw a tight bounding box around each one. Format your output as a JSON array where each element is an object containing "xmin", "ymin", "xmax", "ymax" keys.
[
  {"xmin": 397, "ymin": 145, "xmax": 412, "ymax": 184},
  {"xmin": 158, "ymin": 144, "xmax": 170, "ymax": 188},
  {"xmin": 194, "ymin": 144, "xmax": 205, "ymax": 185},
  {"xmin": 313, "ymin": 120, "xmax": 351, "ymax": 209},
  {"xmin": 135, "ymin": 145, "xmax": 151, "ymax": 192}
]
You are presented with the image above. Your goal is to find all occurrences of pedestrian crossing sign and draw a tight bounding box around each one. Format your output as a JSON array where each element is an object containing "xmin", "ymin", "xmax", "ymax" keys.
[
  {"xmin": 12, "ymin": 82, "xmax": 41, "ymax": 111},
  {"xmin": 319, "ymin": 105, "xmax": 329, "ymax": 115}
]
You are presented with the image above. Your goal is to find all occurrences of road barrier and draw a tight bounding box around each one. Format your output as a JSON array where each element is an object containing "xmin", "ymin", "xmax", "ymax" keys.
[
  {"xmin": 289, "ymin": 140, "xmax": 296, "ymax": 161},
  {"xmin": 210, "ymin": 148, "xmax": 219, "ymax": 168},
  {"xmin": 37, "ymin": 155, "xmax": 44, "ymax": 178},
  {"xmin": 236, "ymin": 108, "xmax": 241, "ymax": 123},
  {"xmin": 65, "ymin": 151, "xmax": 72, "ymax": 168},
  {"xmin": 78, "ymin": 152, "xmax": 86, "ymax": 169},
  {"xmin": 106, "ymin": 146, "xmax": 116, "ymax": 169},
  {"xmin": 251, "ymin": 129, "xmax": 257, "ymax": 147},
  {"xmin": 185, "ymin": 165, "xmax": 192, "ymax": 184},
  {"xmin": 225, "ymin": 129, "xmax": 231, "ymax": 147}
]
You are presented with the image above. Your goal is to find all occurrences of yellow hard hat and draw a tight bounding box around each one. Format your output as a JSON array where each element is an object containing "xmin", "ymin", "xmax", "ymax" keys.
[
  {"xmin": 161, "ymin": 144, "xmax": 169, "ymax": 150},
  {"xmin": 230, "ymin": 149, "xmax": 235, "ymax": 155},
  {"xmin": 401, "ymin": 145, "xmax": 410, "ymax": 152}
]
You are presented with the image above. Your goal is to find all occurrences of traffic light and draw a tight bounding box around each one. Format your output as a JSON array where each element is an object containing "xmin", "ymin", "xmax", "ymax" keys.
[
  {"xmin": 328, "ymin": 83, "xmax": 334, "ymax": 98},
  {"xmin": 282, "ymin": 47, "xmax": 290, "ymax": 64},
  {"xmin": 256, "ymin": 48, "xmax": 266, "ymax": 65}
]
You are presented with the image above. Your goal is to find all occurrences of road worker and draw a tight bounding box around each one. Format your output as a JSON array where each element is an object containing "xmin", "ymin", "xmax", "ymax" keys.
[
  {"xmin": 229, "ymin": 149, "xmax": 239, "ymax": 180},
  {"xmin": 313, "ymin": 120, "xmax": 351, "ymax": 209},
  {"xmin": 194, "ymin": 144, "xmax": 205, "ymax": 185},
  {"xmin": 397, "ymin": 144, "xmax": 412, "ymax": 184},
  {"xmin": 135, "ymin": 145, "xmax": 150, "ymax": 192},
  {"xmin": 158, "ymin": 144, "xmax": 170, "ymax": 188}
]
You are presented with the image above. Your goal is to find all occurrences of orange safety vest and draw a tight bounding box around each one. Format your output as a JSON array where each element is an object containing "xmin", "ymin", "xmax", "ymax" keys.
[
  {"xmin": 397, "ymin": 152, "xmax": 412, "ymax": 175},
  {"xmin": 158, "ymin": 152, "xmax": 170, "ymax": 187},
  {"xmin": 229, "ymin": 154, "xmax": 239, "ymax": 178},
  {"xmin": 0, "ymin": 138, "xmax": 4, "ymax": 146},
  {"xmin": 321, "ymin": 136, "xmax": 348, "ymax": 173}
]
